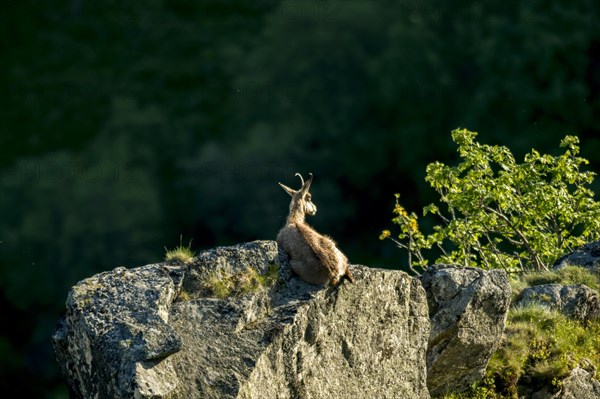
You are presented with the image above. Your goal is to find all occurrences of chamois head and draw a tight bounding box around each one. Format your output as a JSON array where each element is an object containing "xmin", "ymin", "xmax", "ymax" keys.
[{"xmin": 279, "ymin": 173, "xmax": 317, "ymax": 218}]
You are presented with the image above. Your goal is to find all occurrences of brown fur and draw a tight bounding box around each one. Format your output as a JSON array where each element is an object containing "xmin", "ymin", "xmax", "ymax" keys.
[{"xmin": 276, "ymin": 173, "xmax": 354, "ymax": 286}]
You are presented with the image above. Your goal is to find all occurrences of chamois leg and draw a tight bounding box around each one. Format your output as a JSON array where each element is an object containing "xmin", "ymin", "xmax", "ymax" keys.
[
  {"xmin": 344, "ymin": 265, "xmax": 354, "ymax": 283},
  {"xmin": 329, "ymin": 268, "xmax": 353, "ymax": 287},
  {"xmin": 330, "ymin": 275, "xmax": 341, "ymax": 286}
]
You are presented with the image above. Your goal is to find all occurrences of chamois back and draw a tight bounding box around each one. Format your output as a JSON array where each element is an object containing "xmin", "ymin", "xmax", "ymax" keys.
[{"xmin": 276, "ymin": 173, "xmax": 354, "ymax": 286}]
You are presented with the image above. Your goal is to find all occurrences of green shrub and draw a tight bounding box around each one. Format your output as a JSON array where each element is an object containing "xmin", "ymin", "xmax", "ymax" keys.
[{"xmin": 381, "ymin": 129, "xmax": 600, "ymax": 273}]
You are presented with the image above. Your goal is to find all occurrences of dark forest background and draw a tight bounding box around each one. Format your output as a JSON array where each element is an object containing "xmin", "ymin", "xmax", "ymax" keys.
[{"xmin": 1, "ymin": 0, "xmax": 599, "ymax": 397}]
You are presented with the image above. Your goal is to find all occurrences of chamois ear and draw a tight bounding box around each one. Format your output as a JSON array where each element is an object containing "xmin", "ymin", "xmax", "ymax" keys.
[{"xmin": 278, "ymin": 182, "xmax": 296, "ymax": 197}]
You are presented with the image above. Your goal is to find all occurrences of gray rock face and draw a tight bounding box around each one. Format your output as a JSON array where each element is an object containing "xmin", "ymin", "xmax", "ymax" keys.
[
  {"xmin": 514, "ymin": 284, "xmax": 600, "ymax": 322},
  {"xmin": 420, "ymin": 265, "xmax": 511, "ymax": 397},
  {"xmin": 533, "ymin": 365, "xmax": 600, "ymax": 399},
  {"xmin": 558, "ymin": 366, "xmax": 600, "ymax": 399},
  {"xmin": 54, "ymin": 240, "xmax": 431, "ymax": 399},
  {"xmin": 52, "ymin": 264, "xmax": 183, "ymax": 398},
  {"xmin": 554, "ymin": 240, "xmax": 600, "ymax": 273}
]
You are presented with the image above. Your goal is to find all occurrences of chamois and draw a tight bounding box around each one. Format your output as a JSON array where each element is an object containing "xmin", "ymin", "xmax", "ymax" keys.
[{"xmin": 276, "ymin": 173, "xmax": 354, "ymax": 286}]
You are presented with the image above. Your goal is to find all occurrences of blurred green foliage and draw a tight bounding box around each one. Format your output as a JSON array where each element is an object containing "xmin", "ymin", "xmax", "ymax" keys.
[{"xmin": 1, "ymin": 0, "xmax": 599, "ymax": 396}]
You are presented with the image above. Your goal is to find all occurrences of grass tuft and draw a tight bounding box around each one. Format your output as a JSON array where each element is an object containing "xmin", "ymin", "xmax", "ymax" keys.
[
  {"xmin": 203, "ymin": 264, "xmax": 280, "ymax": 299},
  {"xmin": 164, "ymin": 236, "xmax": 195, "ymax": 264},
  {"xmin": 177, "ymin": 263, "xmax": 281, "ymax": 301},
  {"xmin": 521, "ymin": 265, "xmax": 599, "ymax": 291}
]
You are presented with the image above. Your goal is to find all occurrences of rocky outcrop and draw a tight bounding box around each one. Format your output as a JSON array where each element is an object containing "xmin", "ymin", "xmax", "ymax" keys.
[
  {"xmin": 53, "ymin": 240, "xmax": 431, "ymax": 399},
  {"xmin": 52, "ymin": 264, "xmax": 183, "ymax": 398},
  {"xmin": 514, "ymin": 284, "xmax": 600, "ymax": 322},
  {"xmin": 554, "ymin": 240, "xmax": 600, "ymax": 273},
  {"xmin": 421, "ymin": 265, "xmax": 511, "ymax": 397},
  {"xmin": 558, "ymin": 366, "xmax": 600, "ymax": 399},
  {"xmin": 532, "ymin": 365, "xmax": 600, "ymax": 399}
]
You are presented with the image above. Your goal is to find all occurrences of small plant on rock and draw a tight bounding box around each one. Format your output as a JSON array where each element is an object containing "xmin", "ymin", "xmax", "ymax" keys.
[
  {"xmin": 164, "ymin": 236, "xmax": 195, "ymax": 264},
  {"xmin": 381, "ymin": 129, "xmax": 600, "ymax": 273},
  {"xmin": 188, "ymin": 263, "xmax": 281, "ymax": 300}
]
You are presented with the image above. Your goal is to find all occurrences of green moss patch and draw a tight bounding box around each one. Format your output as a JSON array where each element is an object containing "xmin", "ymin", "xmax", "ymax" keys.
[{"xmin": 179, "ymin": 263, "xmax": 280, "ymax": 300}]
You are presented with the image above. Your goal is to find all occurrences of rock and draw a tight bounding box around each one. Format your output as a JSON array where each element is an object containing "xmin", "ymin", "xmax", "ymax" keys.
[
  {"xmin": 54, "ymin": 240, "xmax": 431, "ymax": 399},
  {"xmin": 530, "ymin": 365, "xmax": 600, "ymax": 399},
  {"xmin": 514, "ymin": 283, "xmax": 600, "ymax": 322},
  {"xmin": 554, "ymin": 241, "xmax": 600, "ymax": 273},
  {"xmin": 52, "ymin": 264, "xmax": 183, "ymax": 399},
  {"xmin": 420, "ymin": 265, "xmax": 511, "ymax": 397},
  {"xmin": 557, "ymin": 366, "xmax": 600, "ymax": 399}
]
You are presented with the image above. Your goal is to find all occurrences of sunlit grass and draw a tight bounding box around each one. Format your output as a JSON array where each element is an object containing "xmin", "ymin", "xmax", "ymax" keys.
[
  {"xmin": 178, "ymin": 263, "xmax": 280, "ymax": 300},
  {"xmin": 521, "ymin": 265, "xmax": 599, "ymax": 291},
  {"xmin": 441, "ymin": 265, "xmax": 600, "ymax": 399},
  {"xmin": 164, "ymin": 236, "xmax": 195, "ymax": 263}
]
